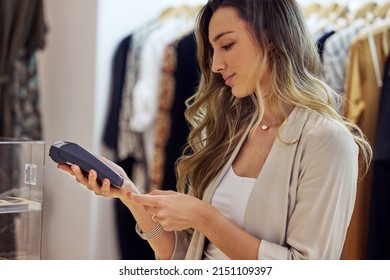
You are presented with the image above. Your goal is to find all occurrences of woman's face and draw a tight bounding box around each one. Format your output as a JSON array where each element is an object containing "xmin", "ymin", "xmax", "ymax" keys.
[{"xmin": 208, "ymin": 6, "xmax": 261, "ymax": 98}]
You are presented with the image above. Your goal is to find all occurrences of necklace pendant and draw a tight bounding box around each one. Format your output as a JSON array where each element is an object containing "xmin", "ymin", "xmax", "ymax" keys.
[{"xmin": 261, "ymin": 124, "xmax": 268, "ymax": 131}]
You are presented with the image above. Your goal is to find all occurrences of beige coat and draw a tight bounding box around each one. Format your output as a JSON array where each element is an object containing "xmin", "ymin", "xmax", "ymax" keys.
[
  {"xmin": 171, "ymin": 107, "xmax": 359, "ymax": 260},
  {"xmin": 342, "ymin": 22, "xmax": 390, "ymax": 259}
]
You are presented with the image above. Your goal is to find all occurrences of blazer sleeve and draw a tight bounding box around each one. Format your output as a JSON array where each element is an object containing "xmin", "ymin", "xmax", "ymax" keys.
[
  {"xmin": 169, "ymin": 229, "xmax": 193, "ymax": 259},
  {"xmin": 259, "ymin": 121, "xmax": 359, "ymax": 259}
]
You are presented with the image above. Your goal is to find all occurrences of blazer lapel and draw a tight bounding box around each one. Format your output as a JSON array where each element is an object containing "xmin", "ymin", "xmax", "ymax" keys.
[{"xmin": 243, "ymin": 107, "xmax": 309, "ymax": 242}]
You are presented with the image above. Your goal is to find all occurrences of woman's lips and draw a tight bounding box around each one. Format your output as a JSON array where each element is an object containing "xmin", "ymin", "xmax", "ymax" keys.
[{"xmin": 224, "ymin": 74, "xmax": 235, "ymax": 86}]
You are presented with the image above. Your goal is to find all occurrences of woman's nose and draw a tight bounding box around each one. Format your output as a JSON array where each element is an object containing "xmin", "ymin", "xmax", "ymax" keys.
[{"xmin": 211, "ymin": 53, "xmax": 224, "ymax": 73}]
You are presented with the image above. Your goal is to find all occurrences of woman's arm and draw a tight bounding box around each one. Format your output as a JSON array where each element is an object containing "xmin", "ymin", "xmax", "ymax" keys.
[
  {"xmin": 130, "ymin": 190, "xmax": 262, "ymax": 260},
  {"xmin": 57, "ymin": 162, "xmax": 176, "ymax": 260}
]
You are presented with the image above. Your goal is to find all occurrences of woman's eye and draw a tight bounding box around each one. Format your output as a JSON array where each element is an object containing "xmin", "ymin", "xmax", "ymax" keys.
[{"xmin": 222, "ymin": 43, "xmax": 233, "ymax": 50}]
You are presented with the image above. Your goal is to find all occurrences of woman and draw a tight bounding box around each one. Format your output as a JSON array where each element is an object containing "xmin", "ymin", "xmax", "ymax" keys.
[{"xmin": 59, "ymin": 0, "xmax": 372, "ymax": 259}]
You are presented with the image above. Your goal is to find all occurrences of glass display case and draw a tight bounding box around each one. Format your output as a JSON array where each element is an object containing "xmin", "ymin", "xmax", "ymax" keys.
[{"xmin": 0, "ymin": 138, "xmax": 44, "ymax": 260}]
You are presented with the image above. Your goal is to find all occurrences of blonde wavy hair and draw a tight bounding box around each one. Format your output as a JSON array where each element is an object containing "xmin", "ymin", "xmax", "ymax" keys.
[{"xmin": 176, "ymin": 0, "xmax": 372, "ymax": 199}]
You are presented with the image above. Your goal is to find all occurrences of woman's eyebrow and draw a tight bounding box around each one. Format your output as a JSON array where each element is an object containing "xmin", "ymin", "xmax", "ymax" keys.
[{"xmin": 211, "ymin": 30, "xmax": 235, "ymax": 43}]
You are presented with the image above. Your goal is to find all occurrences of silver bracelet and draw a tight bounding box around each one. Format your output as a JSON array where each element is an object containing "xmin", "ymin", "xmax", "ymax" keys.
[{"xmin": 135, "ymin": 222, "xmax": 164, "ymax": 240}]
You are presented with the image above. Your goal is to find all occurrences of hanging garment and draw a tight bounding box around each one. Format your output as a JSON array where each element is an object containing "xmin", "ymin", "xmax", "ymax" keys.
[
  {"xmin": 103, "ymin": 34, "xmax": 132, "ymax": 153},
  {"xmin": 316, "ymin": 30, "xmax": 335, "ymax": 61},
  {"xmin": 10, "ymin": 50, "xmax": 43, "ymax": 140},
  {"xmin": 322, "ymin": 19, "xmax": 366, "ymax": 94},
  {"xmin": 150, "ymin": 41, "xmax": 179, "ymax": 190},
  {"xmin": 103, "ymin": 34, "xmax": 155, "ymax": 260},
  {"xmin": 130, "ymin": 18, "xmax": 194, "ymax": 185},
  {"xmin": 342, "ymin": 21, "xmax": 390, "ymax": 260},
  {"xmin": 116, "ymin": 20, "xmax": 160, "ymax": 194},
  {"xmin": 367, "ymin": 55, "xmax": 390, "ymax": 260},
  {"xmin": 161, "ymin": 32, "xmax": 200, "ymax": 191},
  {"xmin": 117, "ymin": 20, "xmax": 160, "ymax": 164},
  {"xmin": 0, "ymin": 0, "xmax": 46, "ymax": 138},
  {"xmin": 130, "ymin": 17, "xmax": 193, "ymax": 133}
]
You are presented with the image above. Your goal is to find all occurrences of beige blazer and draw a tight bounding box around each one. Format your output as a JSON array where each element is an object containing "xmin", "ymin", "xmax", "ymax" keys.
[{"xmin": 170, "ymin": 107, "xmax": 359, "ymax": 260}]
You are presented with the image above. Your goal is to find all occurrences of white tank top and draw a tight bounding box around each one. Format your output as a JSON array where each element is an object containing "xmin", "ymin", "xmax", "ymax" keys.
[{"xmin": 203, "ymin": 165, "xmax": 256, "ymax": 260}]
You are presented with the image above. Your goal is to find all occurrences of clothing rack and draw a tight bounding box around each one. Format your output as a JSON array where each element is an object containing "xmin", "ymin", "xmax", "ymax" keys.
[
  {"xmin": 103, "ymin": 4, "xmax": 201, "ymax": 260},
  {"xmin": 301, "ymin": 1, "xmax": 390, "ymax": 21},
  {"xmin": 306, "ymin": 1, "xmax": 390, "ymax": 260},
  {"xmin": 104, "ymin": 1, "xmax": 390, "ymax": 260}
]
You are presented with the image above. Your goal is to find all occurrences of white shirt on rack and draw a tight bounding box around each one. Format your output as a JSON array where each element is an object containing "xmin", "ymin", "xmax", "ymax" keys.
[
  {"xmin": 130, "ymin": 16, "xmax": 194, "ymax": 133},
  {"xmin": 130, "ymin": 16, "xmax": 194, "ymax": 170}
]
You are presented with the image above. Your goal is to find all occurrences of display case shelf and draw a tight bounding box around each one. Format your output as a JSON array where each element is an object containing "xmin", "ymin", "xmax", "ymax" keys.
[{"xmin": 0, "ymin": 138, "xmax": 45, "ymax": 260}]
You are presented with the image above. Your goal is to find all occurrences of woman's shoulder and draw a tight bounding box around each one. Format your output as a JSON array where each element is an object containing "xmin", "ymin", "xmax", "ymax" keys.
[
  {"xmin": 287, "ymin": 107, "xmax": 351, "ymax": 137},
  {"xmin": 305, "ymin": 109, "xmax": 349, "ymax": 134},
  {"xmin": 280, "ymin": 107, "xmax": 355, "ymax": 148},
  {"xmin": 299, "ymin": 108, "xmax": 358, "ymax": 153}
]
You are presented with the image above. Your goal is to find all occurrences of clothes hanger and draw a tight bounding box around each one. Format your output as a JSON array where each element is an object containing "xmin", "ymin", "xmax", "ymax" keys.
[
  {"xmin": 317, "ymin": 3, "xmax": 339, "ymax": 19},
  {"xmin": 353, "ymin": 19, "xmax": 390, "ymax": 87},
  {"xmin": 158, "ymin": 5, "xmax": 197, "ymax": 22},
  {"xmin": 158, "ymin": 7, "xmax": 175, "ymax": 21},
  {"xmin": 335, "ymin": 4, "xmax": 349, "ymax": 19},
  {"xmin": 301, "ymin": 3, "xmax": 322, "ymax": 18},
  {"xmin": 352, "ymin": 2, "xmax": 378, "ymax": 20},
  {"xmin": 373, "ymin": 1, "xmax": 390, "ymax": 19},
  {"xmin": 329, "ymin": 4, "xmax": 349, "ymax": 31}
]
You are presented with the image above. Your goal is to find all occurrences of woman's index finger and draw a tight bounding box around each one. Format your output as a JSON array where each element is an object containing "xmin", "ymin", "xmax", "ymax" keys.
[{"xmin": 131, "ymin": 193, "xmax": 161, "ymax": 207}]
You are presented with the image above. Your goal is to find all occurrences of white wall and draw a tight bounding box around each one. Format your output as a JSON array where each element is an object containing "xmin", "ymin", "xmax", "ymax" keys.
[
  {"xmin": 38, "ymin": 0, "xmax": 99, "ymax": 260},
  {"xmin": 37, "ymin": 0, "xmax": 384, "ymax": 260}
]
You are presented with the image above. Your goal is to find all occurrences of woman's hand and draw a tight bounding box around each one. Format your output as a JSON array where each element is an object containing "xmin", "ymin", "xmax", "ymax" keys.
[
  {"xmin": 129, "ymin": 190, "xmax": 212, "ymax": 232},
  {"xmin": 57, "ymin": 159, "xmax": 178, "ymax": 259},
  {"xmin": 57, "ymin": 157, "xmax": 139, "ymax": 199}
]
